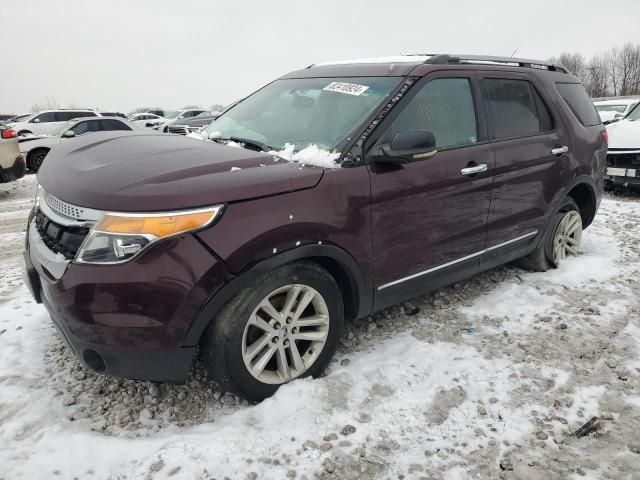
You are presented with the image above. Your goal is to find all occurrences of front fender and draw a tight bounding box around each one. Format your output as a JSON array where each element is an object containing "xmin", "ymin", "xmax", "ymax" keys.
[{"xmin": 181, "ymin": 242, "xmax": 371, "ymax": 346}]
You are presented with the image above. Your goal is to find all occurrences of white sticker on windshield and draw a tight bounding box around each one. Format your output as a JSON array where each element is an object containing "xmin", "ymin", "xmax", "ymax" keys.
[{"xmin": 323, "ymin": 82, "xmax": 369, "ymax": 96}]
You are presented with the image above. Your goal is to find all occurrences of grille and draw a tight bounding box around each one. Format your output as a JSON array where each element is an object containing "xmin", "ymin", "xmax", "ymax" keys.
[
  {"xmin": 35, "ymin": 209, "xmax": 90, "ymax": 260},
  {"xmin": 168, "ymin": 125, "xmax": 189, "ymax": 135},
  {"xmin": 44, "ymin": 192, "xmax": 86, "ymax": 219}
]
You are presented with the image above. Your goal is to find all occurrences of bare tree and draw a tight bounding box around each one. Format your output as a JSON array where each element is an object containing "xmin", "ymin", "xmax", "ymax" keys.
[
  {"xmin": 554, "ymin": 52, "xmax": 587, "ymax": 82},
  {"xmin": 551, "ymin": 43, "xmax": 640, "ymax": 97},
  {"xmin": 584, "ymin": 54, "xmax": 608, "ymax": 98},
  {"xmin": 30, "ymin": 96, "xmax": 59, "ymax": 112},
  {"xmin": 617, "ymin": 43, "xmax": 640, "ymax": 95},
  {"xmin": 210, "ymin": 103, "xmax": 225, "ymax": 112}
]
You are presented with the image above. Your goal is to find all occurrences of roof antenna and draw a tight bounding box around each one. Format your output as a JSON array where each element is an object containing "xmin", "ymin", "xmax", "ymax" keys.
[{"xmin": 511, "ymin": 49, "xmax": 518, "ymax": 57}]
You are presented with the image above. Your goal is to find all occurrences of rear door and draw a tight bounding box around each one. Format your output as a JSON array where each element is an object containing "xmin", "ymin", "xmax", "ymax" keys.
[
  {"xmin": 366, "ymin": 72, "xmax": 494, "ymax": 301},
  {"xmin": 478, "ymin": 72, "xmax": 572, "ymax": 247}
]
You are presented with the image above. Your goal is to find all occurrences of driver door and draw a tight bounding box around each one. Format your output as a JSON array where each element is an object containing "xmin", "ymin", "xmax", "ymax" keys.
[{"xmin": 366, "ymin": 72, "xmax": 494, "ymax": 308}]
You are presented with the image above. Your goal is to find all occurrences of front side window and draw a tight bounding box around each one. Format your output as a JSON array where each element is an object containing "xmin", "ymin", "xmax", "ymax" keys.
[
  {"xmin": 203, "ymin": 77, "xmax": 402, "ymax": 152},
  {"xmin": 482, "ymin": 78, "xmax": 550, "ymax": 140},
  {"xmin": 385, "ymin": 78, "xmax": 478, "ymax": 150},
  {"xmin": 72, "ymin": 120, "xmax": 99, "ymax": 135},
  {"xmin": 32, "ymin": 112, "xmax": 56, "ymax": 123}
]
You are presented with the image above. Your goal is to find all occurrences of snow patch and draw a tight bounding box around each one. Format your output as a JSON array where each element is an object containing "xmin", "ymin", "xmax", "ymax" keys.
[{"xmin": 269, "ymin": 144, "xmax": 340, "ymax": 169}]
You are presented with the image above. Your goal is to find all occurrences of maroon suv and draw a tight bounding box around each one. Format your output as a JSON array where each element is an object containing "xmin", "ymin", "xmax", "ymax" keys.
[{"xmin": 24, "ymin": 54, "xmax": 607, "ymax": 400}]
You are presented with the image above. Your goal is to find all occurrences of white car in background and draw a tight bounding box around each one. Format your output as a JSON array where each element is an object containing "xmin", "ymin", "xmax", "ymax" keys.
[
  {"xmin": 0, "ymin": 124, "xmax": 26, "ymax": 183},
  {"xmin": 154, "ymin": 109, "xmax": 208, "ymax": 132},
  {"xmin": 593, "ymin": 98, "xmax": 640, "ymax": 124},
  {"xmin": 8, "ymin": 109, "xmax": 101, "ymax": 137},
  {"xmin": 128, "ymin": 112, "xmax": 165, "ymax": 129},
  {"xmin": 19, "ymin": 116, "xmax": 137, "ymax": 172},
  {"xmin": 604, "ymin": 103, "xmax": 640, "ymax": 190}
]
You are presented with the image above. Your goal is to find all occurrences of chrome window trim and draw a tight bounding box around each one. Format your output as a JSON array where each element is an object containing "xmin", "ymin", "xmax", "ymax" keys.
[{"xmin": 377, "ymin": 231, "xmax": 539, "ymax": 291}]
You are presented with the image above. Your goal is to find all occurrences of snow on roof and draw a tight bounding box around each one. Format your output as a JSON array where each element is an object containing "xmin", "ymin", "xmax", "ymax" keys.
[{"xmin": 314, "ymin": 55, "xmax": 430, "ymax": 67}]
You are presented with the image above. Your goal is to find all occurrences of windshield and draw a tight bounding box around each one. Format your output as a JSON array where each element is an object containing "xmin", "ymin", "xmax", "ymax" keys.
[
  {"xmin": 51, "ymin": 120, "xmax": 74, "ymax": 136},
  {"xmin": 595, "ymin": 104, "xmax": 626, "ymax": 113},
  {"xmin": 203, "ymin": 77, "xmax": 402, "ymax": 153},
  {"xmin": 11, "ymin": 114, "xmax": 31, "ymax": 122},
  {"xmin": 164, "ymin": 111, "xmax": 180, "ymax": 119},
  {"xmin": 626, "ymin": 104, "xmax": 640, "ymax": 121}
]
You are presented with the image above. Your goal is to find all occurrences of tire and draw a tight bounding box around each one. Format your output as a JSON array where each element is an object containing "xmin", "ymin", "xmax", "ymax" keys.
[
  {"xmin": 27, "ymin": 148, "xmax": 49, "ymax": 172},
  {"xmin": 200, "ymin": 261, "xmax": 344, "ymax": 401},
  {"xmin": 516, "ymin": 197, "xmax": 582, "ymax": 272}
]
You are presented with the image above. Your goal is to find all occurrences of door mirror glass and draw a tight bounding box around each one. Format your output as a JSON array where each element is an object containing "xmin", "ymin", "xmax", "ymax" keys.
[
  {"xmin": 375, "ymin": 131, "xmax": 437, "ymax": 163},
  {"xmin": 33, "ymin": 118, "xmax": 41, "ymax": 123},
  {"xmin": 62, "ymin": 129, "xmax": 76, "ymax": 138}
]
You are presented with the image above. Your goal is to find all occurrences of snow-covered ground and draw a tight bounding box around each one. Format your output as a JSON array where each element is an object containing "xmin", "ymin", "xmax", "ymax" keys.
[{"xmin": 1, "ymin": 175, "xmax": 639, "ymax": 480}]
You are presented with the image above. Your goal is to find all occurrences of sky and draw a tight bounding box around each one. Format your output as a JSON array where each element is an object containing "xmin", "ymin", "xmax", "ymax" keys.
[{"xmin": 1, "ymin": 0, "xmax": 639, "ymax": 114}]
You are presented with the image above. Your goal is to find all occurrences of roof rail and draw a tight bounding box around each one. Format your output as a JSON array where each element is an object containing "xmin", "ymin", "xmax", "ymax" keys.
[{"xmin": 421, "ymin": 54, "xmax": 568, "ymax": 73}]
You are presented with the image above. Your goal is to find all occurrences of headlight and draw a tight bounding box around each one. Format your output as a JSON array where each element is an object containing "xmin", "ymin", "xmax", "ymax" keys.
[
  {"xmin": 34, "ymin": 183, "xmax": 44, "ymax": 208},
  {"xmin": 75, "ymin": 206, "xmax": 223, "ymax": 264}
]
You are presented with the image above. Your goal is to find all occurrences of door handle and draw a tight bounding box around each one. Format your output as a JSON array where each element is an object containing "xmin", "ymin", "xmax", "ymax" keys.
[
  {"xmin": 551, "ymin": 146, "xmax": 569, "ymax": 155},
  {"xmin": 460, "ymin": 163, "xmax": 488, "ymax": 176}
]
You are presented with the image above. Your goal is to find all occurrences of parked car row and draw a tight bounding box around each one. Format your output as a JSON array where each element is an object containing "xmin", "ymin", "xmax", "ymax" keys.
[
  {"xmin": 19, "ymin": 117, "xmax": 139, "ymax": 171},
  {"xmin": 604, "ymin": 101, "xmax": 640, "ymax": 191},
  {"xmin": 593, "ymin": 97, "xmax": 640, "ymax": 124}
]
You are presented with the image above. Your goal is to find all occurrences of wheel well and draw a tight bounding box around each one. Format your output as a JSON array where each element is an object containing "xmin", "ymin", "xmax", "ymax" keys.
[
  {"xmin": 567, "ymin": 183, "xmax": 596, "ymax": 228},
  {"xmin": 310, "ymin": 256, "xmax": 359, "ymax": 322}
]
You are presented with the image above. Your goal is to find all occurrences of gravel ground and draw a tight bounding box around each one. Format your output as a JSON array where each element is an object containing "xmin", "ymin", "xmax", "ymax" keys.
[{"xmin": 1, "ymin": 174, "xmax": 639, "ymax": 479}]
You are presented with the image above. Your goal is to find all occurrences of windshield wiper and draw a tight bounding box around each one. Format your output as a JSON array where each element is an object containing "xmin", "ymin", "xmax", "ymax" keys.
[{"xmin": 211, "ymin": 136, "xmax": 272, "ymax": 152}]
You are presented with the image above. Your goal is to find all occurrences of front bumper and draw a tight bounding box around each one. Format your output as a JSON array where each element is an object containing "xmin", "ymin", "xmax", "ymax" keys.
[
  {"xmin": 0, "ymin": 155, "xmax": 26, "ymax": 183},
  {"xmin": 23, "ymin": 217, "xmax": 229, "ymax": 382},
  {"xmin": 605, "ymin": 151, "xmax": 640, "ymax": 187}
]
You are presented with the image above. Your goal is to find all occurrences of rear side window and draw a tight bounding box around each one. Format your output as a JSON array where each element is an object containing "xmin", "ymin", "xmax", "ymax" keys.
[
  {"xmin": 555, "ymin": 83, "xmax": 601, "ymax": 126},
  {"xmin": 482, "ymin": 78, "xmax": 552, "ymax": 140}
]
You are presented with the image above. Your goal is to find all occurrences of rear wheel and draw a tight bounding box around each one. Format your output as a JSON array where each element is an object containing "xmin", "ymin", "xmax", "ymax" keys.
[
  {"xmin": 517, "ymin": 197, "xmax": 582, "ymax": 272},
  {"xmin": 27, "ymin": 148, "xmax": 49, "ymax": 172},
  {"xmin": 200, "ymin": 261, "xmax": 344, "ymax": 401}
]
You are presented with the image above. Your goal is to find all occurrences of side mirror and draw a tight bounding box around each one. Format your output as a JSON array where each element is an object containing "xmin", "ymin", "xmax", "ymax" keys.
[
  {"xmin": 33, "ymin": 118, "xmax": 41, "ymax": 123},
  {"xmin": 62, "ymin": 130, "xmax": 76, "ymax": 138},
  {"xmin": 373, "ymin": 131, "xmax": 437, "ymax": 164},
  {"xmin": 145, "ymin": 122, "xmax": 155, "ymax": 127}
]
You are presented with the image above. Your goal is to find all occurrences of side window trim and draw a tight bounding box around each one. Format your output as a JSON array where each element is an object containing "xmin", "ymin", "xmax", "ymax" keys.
[{"xmin": 364, "ymin": 72, "xmax": 485, "ymax": 159}]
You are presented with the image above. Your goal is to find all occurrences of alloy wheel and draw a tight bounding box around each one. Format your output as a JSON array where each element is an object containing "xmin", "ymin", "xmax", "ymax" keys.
[
  {"xmin": 552, "ymin": 210, "xmax": 582, "ymax": 264},
  {"xmin": 241, "ymin": 284, "xmax": 330, "ymax": 385}
]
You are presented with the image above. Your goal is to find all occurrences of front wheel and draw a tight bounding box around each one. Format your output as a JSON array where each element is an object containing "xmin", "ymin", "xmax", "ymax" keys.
[
  {"xmin": 517, "ymin": 197, "xmax": 582, "ymax": 272},
  {"xmin": 200, "ymin": 261, "xmax": 344, "ymax": 401},
  {"xmin": 27, "ymin": 148, "xmax": 49, "ymax": 172}
]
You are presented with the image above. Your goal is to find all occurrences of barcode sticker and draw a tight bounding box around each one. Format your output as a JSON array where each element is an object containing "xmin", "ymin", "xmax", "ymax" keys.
[{"xmin": 323, "ymin": 82, "xmax": 369, "ymax": 96}]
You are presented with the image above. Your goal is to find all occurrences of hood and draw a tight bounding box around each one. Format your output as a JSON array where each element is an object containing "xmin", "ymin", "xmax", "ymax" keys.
[
  {"xmin": 37, "ymin": 131, "xmax": 325, "ymax": 212},
  {"xmin": 607, "ymin": 119, "xmax": 640, "ymax": 150}
]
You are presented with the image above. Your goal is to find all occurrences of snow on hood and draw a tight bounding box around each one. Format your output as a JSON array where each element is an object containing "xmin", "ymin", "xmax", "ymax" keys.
[
  {"xmin": 187, "ymin": 133, "xmax": 342, "ymax": 169},
  {"xmin": 268, "ymin": 144, "xmax": 341, "ymax": 169},
  {"xmin": 607, "ymin": 119, "xmax": 640, "ymax": 150}
]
